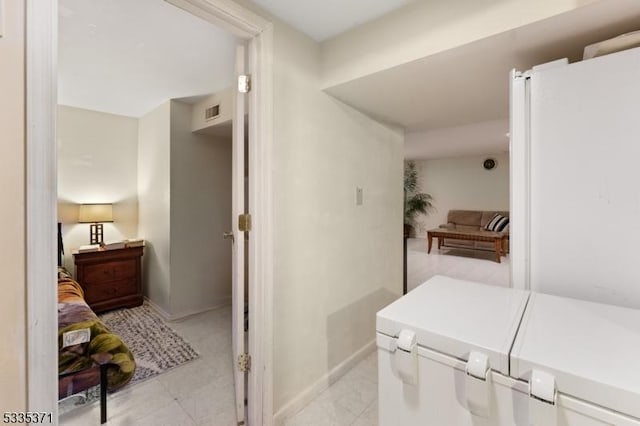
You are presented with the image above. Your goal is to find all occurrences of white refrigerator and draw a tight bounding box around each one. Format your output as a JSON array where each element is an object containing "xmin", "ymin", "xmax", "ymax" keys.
[{"xmin": 510, "ymin": 46, "xmax": 640, "ymax": 309}]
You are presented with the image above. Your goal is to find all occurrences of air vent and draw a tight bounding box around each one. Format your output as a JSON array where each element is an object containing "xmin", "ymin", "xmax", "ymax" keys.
[{"xmin": 205, "ymin": 105, "xmax": 220, "ymax": 120}]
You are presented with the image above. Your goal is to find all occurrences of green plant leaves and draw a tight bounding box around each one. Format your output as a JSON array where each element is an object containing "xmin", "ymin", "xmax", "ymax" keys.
[{"xmin": 404, "ymin": 160, "xmax": 433, "ymax": 226}]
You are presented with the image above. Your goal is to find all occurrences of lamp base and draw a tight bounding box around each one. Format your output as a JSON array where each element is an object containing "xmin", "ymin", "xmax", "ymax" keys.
[{"xmin": 90, "ymin": 223, "xmax": 104, "ymax": 245}]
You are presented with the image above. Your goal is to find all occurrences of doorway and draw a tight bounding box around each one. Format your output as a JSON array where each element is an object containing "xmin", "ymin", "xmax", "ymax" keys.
[
  {"xmin": 56, "ymin": 0, "xmax": 245, "ymax": 424},
  {"xmin": 26, "ymin": 0, "xmax": 273, "ymax": 424}
]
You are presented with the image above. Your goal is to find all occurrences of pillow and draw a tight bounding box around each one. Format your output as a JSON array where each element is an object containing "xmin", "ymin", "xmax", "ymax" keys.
[{"xmin": 485, "ymin": 214, "xmax": 509, "ymax": 232}]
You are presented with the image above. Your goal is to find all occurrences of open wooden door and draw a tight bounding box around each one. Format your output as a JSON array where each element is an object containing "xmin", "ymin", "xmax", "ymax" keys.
[{"xmin": 231, "ymin": 43, "xmax": 248, "ymax": 425}]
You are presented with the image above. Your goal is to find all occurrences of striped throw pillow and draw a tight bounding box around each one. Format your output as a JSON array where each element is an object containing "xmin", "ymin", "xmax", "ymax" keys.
[{"xmin": 485, "ymin": 214, "xmax": 509, "ymax": 232}]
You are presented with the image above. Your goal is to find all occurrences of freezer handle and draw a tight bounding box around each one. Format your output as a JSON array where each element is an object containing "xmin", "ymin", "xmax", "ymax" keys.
[{"xmin": 529, "ymin": 370, "xmax": 557, "ymax": 426}]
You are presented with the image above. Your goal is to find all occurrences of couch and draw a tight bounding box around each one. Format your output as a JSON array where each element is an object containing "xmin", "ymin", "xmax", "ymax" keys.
[{"xmin": 439, "ymin": 210, "xmax": 509, "ymax": 252}]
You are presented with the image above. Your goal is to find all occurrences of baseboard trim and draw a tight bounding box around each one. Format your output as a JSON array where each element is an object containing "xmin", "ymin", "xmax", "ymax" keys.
[
  {"xmin": 144, "ymin": 297, "xmax": 172, "ymax": 319},
  {"xmin": 144, "ymin": 296, "xmax": 232, "ymax": 321},
  {"xmin": 273, "ymin": 340, "xmax": 376, "ymax": 425}
]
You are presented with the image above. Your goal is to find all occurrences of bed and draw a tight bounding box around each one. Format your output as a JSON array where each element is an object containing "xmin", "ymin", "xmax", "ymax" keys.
[{"xmin": 58, "ymin": 224, "xmax": 136, "ymax": 424}]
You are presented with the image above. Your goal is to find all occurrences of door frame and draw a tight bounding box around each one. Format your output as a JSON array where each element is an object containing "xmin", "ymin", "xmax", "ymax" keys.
[
  {"xmin": 509, "ymin": 69, "xmax": 530, "ymax": 291},
  {"xmin": 26, "ymin": 0, "xmax": 274, "ymax": 424}
]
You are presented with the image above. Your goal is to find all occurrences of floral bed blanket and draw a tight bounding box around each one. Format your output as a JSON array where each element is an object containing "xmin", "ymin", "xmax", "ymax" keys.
[{"xmin": 58, "ymin": 268, "xmax": 135, "ymax": 398}]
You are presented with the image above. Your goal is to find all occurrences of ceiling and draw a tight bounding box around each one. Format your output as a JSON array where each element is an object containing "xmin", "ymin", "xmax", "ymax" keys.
[
  {"xmin": 58, "ymin": 0, "xmax": 640, "ymax": 159},
  {"xmin": 251, "ymin": 0, "xmax": 413, "ymax": 41},
  {"xmin": 324, "ymin": 0, "xmax": 640, "ymax": 158},
  {"xmin": 405, "ymin": 119, "xmax": 509, "ymax": 160},
  {"xmin": 58, "ymin": 0, "xmax": 414, "ymax": 117},
  {"xmin": 58, "ymin": 0, "xmax": 238, "ymax": 118}
]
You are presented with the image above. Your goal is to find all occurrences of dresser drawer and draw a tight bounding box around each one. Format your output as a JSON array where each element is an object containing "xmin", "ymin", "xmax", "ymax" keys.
[
  {"xmin": 83, "ymin": 260, "xmax": 136, "ymax": 284},
  {"xmin": 84, "ymin": 278, "xmax": 137, "ymax": 304},
  {"xmin": 74, "ymin": 246, "xmax": 144, "ymax": 313}
]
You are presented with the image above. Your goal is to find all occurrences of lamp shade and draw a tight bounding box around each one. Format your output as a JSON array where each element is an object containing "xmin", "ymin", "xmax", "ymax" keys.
[{"xmin": 78, "ymin": 204, "xmax": 113, "ymax": 223}]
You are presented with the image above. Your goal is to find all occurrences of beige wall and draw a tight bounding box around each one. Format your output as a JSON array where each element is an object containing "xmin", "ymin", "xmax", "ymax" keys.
[
  {"xmin": 321, "ymin": 0, "xmax": 597, "ymax": 87},
  {"xmin": 0, "ymin": 0, "xmax": 26, "ymax": 411},
  {"xmin": 57, "ymin": 106, "xmax": 139, "ymax": 271},
  {"xmin": 271, "ymin": 21, "xmax": 404, "ymax": 415},
  {"xmin": 413, "ymin": 153, "xmax": 510, "ymax": 237},
  {"xmin": 138, "ymin": 100, "xmax": 232, "ymax": 318},
  {"xmin": 170, "ymin": 100, "xmax": 232, "ymax": 316},
  {"xmin": 138, "ymin": 102, "xmax": 172, "ymax": 313}
]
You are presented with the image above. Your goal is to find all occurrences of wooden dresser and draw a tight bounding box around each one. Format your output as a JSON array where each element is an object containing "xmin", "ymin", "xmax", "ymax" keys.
[{"xmin": 73, "ymin": 246, "xmax": 144, "ymax": 313}]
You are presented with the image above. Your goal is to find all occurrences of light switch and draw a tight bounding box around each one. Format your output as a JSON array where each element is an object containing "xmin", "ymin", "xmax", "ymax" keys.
[{"xmin": 356, "ymin": 187, "xmax": 363, "ymax": 205}]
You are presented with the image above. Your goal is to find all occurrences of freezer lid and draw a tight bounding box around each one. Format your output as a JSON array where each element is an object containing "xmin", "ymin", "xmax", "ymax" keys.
[
  {"xmin": 511, "ymin": 292, "xmax": 640, "ymax": 419},
  {"xmin": 376, "ymin": 275, "xmax": 530, "ymax": 375}
]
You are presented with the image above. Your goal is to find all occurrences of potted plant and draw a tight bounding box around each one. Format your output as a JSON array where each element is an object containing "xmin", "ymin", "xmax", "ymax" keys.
[{"xmin": 404, "ymin": 161, "xmax": 433, "ymax": 237}]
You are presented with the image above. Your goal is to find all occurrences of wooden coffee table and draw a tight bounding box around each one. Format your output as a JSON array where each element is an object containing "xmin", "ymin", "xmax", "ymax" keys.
[{"xmin": 427, "ymin": 228, "xmax": 508, "ymax": 263}]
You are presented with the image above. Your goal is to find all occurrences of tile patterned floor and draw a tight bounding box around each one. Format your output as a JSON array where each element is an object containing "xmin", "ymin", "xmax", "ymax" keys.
[
  {"xmin": 406, "ymin": 237, "xmax": 510, "ymax": 292},
  {"xmin": 59, "ymin": 306, "xmax": 237, "ymax": 426},
  {"xmin": 60, "ymin": 239, "xmax": 509, "ymax": 425},
  {"xmin": 283, "ymin": 352, "xmax": 378, "ymax": 426}
]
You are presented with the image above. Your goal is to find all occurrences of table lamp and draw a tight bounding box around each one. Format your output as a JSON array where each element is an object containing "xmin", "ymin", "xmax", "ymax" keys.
[{"xmin": 78, "ymin": 203, "xmax": 113, "ymax": 245}]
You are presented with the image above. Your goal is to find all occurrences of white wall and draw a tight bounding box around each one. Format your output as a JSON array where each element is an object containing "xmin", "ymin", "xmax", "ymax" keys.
[
  {"xmin": 405, "ymin": 119, "xmax": 509, "ymax": 160},
  {"xmin": 170, "ymin": 100, "xmax": 232, "ymax": 317},
  {"xmin": 414, "ymin": 153, "xmax": 510, "ymax": 237},
  {"xmin": 0, "ymin": 0, "xmax": 26, "ymax": 411},
  {"xmin": 229, "ymin": 0, "xmax": 405, "ymax": 416},
  {"xmin": 321, "ymin": 0, "xmax": 597, "ymax": 87},
  {"xmin": 138, "ymin": 100, "xmax": 232, "ymax": 318},
  {"xmin": 138, "ymin": 102, "xmax": 172, "ymax": 313},
  {"xmin": 271, "ymin": 21, "xmax": 404, "ymax": 417},
  {"xmin": 57, "ymin": 106, "xmax": 139, "ymax": 271}
]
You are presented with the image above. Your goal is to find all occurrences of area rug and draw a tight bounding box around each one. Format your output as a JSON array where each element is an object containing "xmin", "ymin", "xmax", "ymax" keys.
[{"xmin": 59, "ymin": 302, "xmax": 199, "ymax": 412}]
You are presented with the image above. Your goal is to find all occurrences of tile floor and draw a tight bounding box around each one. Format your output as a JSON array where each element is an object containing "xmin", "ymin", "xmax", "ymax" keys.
[
  {"xmin": 60, "ymin": 240, "xmax": 509, "ymax": 426},
  {"xmin": 406, "ymin": 237, "xmax": 510, "ymax": 292},
  {"xmin": 59, "ymin": 305, "xmax": 237, "ymax": 426},
  {"xmin": 283, "ymin": 352, "xmax": 378, "ymax": 426}
]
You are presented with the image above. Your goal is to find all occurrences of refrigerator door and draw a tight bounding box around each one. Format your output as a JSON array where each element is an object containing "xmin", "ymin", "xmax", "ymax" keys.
[
  {"xmin": 526, "ymin": 47, "xmax": 640, "ymax": 308},
  {"xmin": 376, "ymin": 275, "xmax": 529, "ymax": 375},
  {"xmin": 511, "ymin": 292, "xmax": 640, "ymax": 420}
]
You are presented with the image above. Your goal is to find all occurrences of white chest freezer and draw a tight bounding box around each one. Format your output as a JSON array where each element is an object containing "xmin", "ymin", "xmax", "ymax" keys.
[{"xmin": 376, "ymin": 276, "xmax": 640, "ymax": 425}]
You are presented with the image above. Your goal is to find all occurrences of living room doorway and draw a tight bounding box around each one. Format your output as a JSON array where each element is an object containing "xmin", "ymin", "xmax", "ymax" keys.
[{"xmin": 403, "ymin": 153, "xmax": 511, "ymax": 293}]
